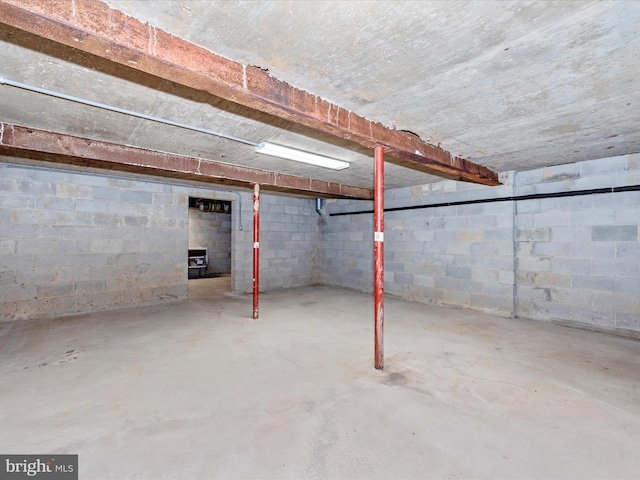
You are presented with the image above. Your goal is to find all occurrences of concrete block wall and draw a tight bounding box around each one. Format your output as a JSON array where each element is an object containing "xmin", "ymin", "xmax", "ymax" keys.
[
  {"xmin": 150, "ymin": 184, "xmax": 254, "ymax": 295},
  {"xmin": 173, "ymin": 188, "xmax": 321, "ymax": 294},
  {"xmin": 0, "ymin": 160, "xmax": 323, "ymax": 320},
  {"xmin": 384, "ymin": 178, "xmax": 516, "ymax": 315},
  {"xmin": 320, "ymin": 176, "xmax": 516, "ymax": 317},
  {"xmin": 188, "ymin": 208, "xmax": 231, "ymax": 275},
  {"xmin": 318, "ymin": 199, "xmax": 373, "ymax": 293},
  {"xmin": 320, "ymin": 154, "xmax": 640, "ymax": 335},
  {"xmin": 513, "ymin": 154, "xmax": 640, "ymax": 333},
  {"xmin": 258, "ymin": 194, "xmax": 321, "ymax": 289},
  {"xmin": 0, "ymin": 162, "xmax": 188, "ymax": 320},
  {"xmin": 3, "ymin": 153, "xmax": 637, "ymax": 333}
]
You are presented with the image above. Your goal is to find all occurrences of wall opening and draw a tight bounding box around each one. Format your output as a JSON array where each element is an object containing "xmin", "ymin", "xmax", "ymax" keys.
[{"xmin": 187, "ymin": 196, "xmax": 232, "ymax": 298}]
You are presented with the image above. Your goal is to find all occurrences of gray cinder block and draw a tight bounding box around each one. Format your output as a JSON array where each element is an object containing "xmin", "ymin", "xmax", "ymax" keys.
[{"xmin": 591, "ymin": 225, "xmax": 638, "ymax": 242}]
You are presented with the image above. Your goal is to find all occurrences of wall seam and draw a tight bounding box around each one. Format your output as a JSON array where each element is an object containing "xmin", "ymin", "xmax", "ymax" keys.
[{"xmin": 512, "ymin": 173, "xmax": 519, "ymax": 319}]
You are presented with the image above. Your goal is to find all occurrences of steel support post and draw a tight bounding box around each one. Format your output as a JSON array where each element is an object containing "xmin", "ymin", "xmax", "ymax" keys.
[
  {"xmin": 253, "ymin": 183, "xmax": 260, "ymax": 319},
  {"xmin": 374, "ymin": 146, "xmax": 385, "ymax": 369}
]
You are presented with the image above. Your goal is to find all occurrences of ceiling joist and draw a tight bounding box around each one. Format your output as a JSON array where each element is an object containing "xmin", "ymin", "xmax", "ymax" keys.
[
  {"xmin": 0, "ymin": 0, "xmax": 500, "ymax": 186},
  {"xmin": 0, "ymin": 123, "xmax": 374, "ymax": 199}
]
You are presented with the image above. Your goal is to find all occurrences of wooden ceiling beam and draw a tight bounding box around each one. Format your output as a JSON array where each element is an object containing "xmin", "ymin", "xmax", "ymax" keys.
[
  {"xmin": 0, "ymin": 123, "xmax": 374, "ymax": 199},
  {"xmin": 0, "ymin": 0, "xmax": 500, "ymax": 186}
]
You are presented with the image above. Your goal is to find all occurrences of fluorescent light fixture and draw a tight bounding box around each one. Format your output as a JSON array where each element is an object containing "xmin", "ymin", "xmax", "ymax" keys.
[{"xmin": 255, "ymin": 142, "xmax": 350, "ymax": 171}]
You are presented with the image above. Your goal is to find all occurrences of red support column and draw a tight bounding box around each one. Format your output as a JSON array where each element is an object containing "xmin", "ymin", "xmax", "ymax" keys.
[
  {"xmin": 253, "ymin": 183, "xmax": 260, "ymax": 319},
  {"xmin": 374, "ymin": 145, "xmax": 385, "ymax": 370}
]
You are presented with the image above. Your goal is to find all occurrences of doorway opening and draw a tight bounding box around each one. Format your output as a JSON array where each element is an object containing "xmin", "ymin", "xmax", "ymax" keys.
[{"xmin": 188, "ymin": 197, "xmax": 232, "ymax": 298}]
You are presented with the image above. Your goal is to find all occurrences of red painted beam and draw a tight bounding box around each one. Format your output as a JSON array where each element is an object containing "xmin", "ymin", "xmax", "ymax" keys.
[
  {"xmin": 0, "ymin": 0, "xmax": 500, "ymax": 186},
  {"xmin": 253, "ymin": 183, "xmax": 260, "ymax": 320},
  {"xmin": 0, "ymin": 123, "xmax": 373, "ymax": 200},
  {"xmin": 374, "ymin": 146, "xmax": 385, "ymax": 370}
]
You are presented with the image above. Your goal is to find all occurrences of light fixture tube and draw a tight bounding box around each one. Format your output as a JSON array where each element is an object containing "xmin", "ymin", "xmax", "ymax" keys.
[{"xmin": 255, "ymin": 142, "xmax": 350, "ymax": 171}]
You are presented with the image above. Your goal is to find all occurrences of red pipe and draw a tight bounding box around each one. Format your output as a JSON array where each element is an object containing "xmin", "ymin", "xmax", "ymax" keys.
[
  {"xmin": 374, "ymin": 145, "xmax": 384, "ymax": 369},
  {"xmin": 253, "ymin": 183, "xmax": 260, "ymax": 319}
]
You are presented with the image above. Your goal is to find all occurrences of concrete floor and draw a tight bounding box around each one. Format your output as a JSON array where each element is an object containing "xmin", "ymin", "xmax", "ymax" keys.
[{"xmin": 1, "ymin": 277, "xmax": 639, "ymax": 479}]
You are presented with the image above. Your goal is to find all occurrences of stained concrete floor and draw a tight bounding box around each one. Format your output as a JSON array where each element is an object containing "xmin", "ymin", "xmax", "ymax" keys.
[{"xmin": 1, "ymin": 277, "xmax": 639, "ymax": 479}]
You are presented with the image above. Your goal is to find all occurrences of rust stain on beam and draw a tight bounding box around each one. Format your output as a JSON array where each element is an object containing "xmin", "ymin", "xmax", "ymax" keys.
[
  {"xmin": 0, "ymin": 0, "xmax": 500, "ymax": 186},
  {"xmin": 0, "ymin": 123, "xmax": 373, "ymax": 200}
]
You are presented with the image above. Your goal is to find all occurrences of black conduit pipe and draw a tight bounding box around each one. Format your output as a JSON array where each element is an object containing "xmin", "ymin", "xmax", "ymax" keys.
[{"xmin": 330, "ymin": 185, "xmax": 640, "ymax": 217}]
